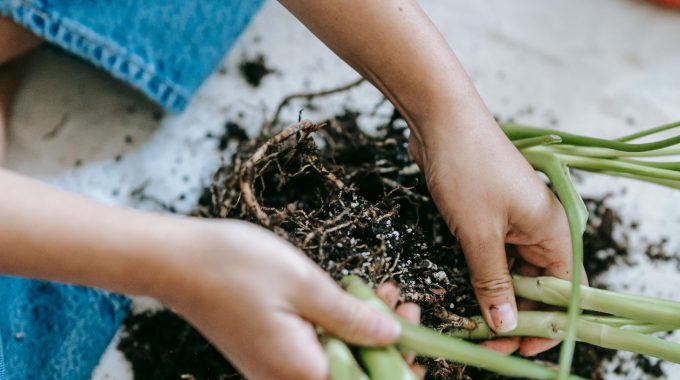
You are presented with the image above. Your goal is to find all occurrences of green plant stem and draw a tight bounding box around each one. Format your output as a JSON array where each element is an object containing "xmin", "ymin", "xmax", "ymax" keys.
[
  {"xmin": 558, "ymin": 155, "xmax": 680, "ymax": 181},
  {"xmin": 616, "ymin": 121, "xmax": 680, "ymax": 142},
  {"xmin": 398, "ymin": 322, "xmax": 584, "ymax": 379},
  {"xmin": 622, "ymin": 324, "xmax": 676, "ymax": 334},
  {"xmin": 512, "ymin": 134, "xmax": 562, "ymax": 150},
  {"xmin": 617, "ymin": 158, "xmax": 680, "ymax": 171},
  {"xmin": 597, "ymin": 171, "xmax": 680, "ymax": 190},
  {"xmin": 502, "ymin": 123, "xmax": 680, "ymax": 152},
  {"xmin": 579, "ymin": 316, "xmax": 673, "ymax": 333},
  {"xmin": 521, "ymin": 151, "xmax": 588, "ymax": 380},
  {"xmin": 546, "ymin": 145, "xmax": 680, "ymax": 159},
  {"xmin": 322, "ymin": 335, "xmax": 369, "ymax": 380},
  {"xmin": 513, "ymin": 276, "xmax": 680, "ymax": 326},
  {"xmin": 357, "ymin": 345, "xmax": 417, "ymax": 380},
  {"xmin": 341, "ymin": 276, "xmax": 585, "ymax": 380},
  {"xmin": 574, "ymin": 315, "xmax": 673, "ymax": 333},
  {"xmin": 447, "ymin": 312, "xmax": 680, "ymax": 363}
]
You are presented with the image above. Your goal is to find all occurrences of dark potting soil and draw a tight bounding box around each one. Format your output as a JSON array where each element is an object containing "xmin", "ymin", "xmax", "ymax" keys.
[
  {"xmin": 238, "ymin": 54, "xmax": 275, "ymax": 87},
  {"xmin": 119, "ymin": 107, "xmax": 654, "ymax": 380}
]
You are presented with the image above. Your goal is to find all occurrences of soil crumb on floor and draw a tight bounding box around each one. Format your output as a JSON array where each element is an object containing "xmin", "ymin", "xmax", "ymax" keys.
[
  {"xmin": 119, "ymin": 106, "xmax": 658, "ymax": 380},
  {"xmin": 238, "ymin": 54, "xmax": 275, "ymax": 87}
]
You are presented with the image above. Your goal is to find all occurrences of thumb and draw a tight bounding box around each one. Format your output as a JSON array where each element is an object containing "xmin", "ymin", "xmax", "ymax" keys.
[
  {"xmin": 298, "ymin": 273, "xmax": 401, "ymax": 346},
  {"xmin": 462, "ymin": 235, "xmax": 518, "ymax": 333}
]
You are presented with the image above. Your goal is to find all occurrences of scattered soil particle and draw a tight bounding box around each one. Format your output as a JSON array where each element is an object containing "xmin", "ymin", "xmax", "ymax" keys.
[
  {"xmin": 238, "ymin": 54, "xmax": 275, "ymax": 87},
  {"xmin": 152, "ymin": 110, "xmax": 164, "ymax": 121},
  {"xmin": 119, "ymin": 106, "xmax": 659, "ymax": 380},
  {"xmin": 218, "ymin": 121, "xmax": 249, "ymax": 151},
  {"xmin": 634, "ymin": 354, "xmax": 665, "ymax": 378},
  {"xmin": 582, "ymin": 196, "xmax": 633, "ymax": 282},
  {"xmin": 119, "ymin": 310, "xmax": 240, "ymax": 379}
]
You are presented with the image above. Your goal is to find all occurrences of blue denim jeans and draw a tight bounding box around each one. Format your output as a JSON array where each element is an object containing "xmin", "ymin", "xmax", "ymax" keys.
[
  {"xmin": 0, "ymin": 278, "xmax": 130, "ymax": 380},
  {"xmin": 0, "ymin": 1, "xmax": 264, "ymax": 379},
  {"xmin": 1, "ymin": 0, "xmax": 264, "ymax": 112}
]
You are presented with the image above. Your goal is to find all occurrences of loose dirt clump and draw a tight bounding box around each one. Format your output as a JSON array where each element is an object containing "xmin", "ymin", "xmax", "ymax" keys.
[
  {"xmin": 119, "ymin": 105, "xmax": 644, "ymax": 379},
  {"xmin": 238, "ymin": 54, "xmax": 275, "ymax": 87}
]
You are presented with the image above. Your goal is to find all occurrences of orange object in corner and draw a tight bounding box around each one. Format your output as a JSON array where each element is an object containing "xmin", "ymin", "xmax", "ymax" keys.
[{"xmin": 649, "ymin": 0, "xmax": 680, "ymax": 8}]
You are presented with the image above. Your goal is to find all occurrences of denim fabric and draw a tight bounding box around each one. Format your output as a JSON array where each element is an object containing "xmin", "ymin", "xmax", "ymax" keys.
[
  {"xmin": 0, "ymin": 277, "xmax": 130, "ymax": 380},
  {"xmin": 0, "ymin": 0, "xmax": 265, "ymax": 112},
  {"xmin": 0, "ymin": 1, "xmax": 263, "ymax": 379},
  {"xmin": 0, "ymin": 337, "xmax": 5, "ymax": 380}
]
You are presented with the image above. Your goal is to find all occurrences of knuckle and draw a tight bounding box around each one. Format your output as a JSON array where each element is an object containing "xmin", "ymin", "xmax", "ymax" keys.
[
  {"xmin": 472, "ymin": 274, "xmax": 514, "ymax": 298},
  {"xmin": 317, "ymin": 292, "xmax": 363, "ymax": 339},
  {"xmin": 337, "ymin": 298, "xmax": 366, "ymax": 339}
]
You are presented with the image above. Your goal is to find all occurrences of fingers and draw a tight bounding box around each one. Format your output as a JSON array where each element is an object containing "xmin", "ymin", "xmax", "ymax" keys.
[
  {"xmin": 479, "ymin": 337, "xmax": 520, "ymax": 355},
  {"xmin": 300, "ymin": 273, "xmax": 401, "ymax": 347},
  {"xmin": 376, "ymin": 282, "xmax": 400, "ymax": 309},
  {"xmin": 410, "ymin": 364, "xmax": 427, "ymax": 379},
  {"xmin": 520, "ymin": 337, "xmax": 559, "ymax": 357},
  {"xmin": 256, "ymin": 317, "xmax": 328, "ymax": 380},
  {"xmin": 375, "ymin": 283, "xmax": 421, "ymax": 326},
  {"xmin": 395, "ymin": 302, "xmax": 420, "ymax": 364},
  {"xmin": 512, "ymin": 191, "xmax": 589, "ymax": 286},
  {"xmin": 461, "ymin": 236, "xmax": 518, "ymax": 333},
  {"xmin": 395, "ymin": 302, "xmax": 420, "ymax": 323}
]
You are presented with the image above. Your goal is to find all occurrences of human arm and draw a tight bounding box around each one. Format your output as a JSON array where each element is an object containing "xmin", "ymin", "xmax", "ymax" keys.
[
  {"xmin": 278, "ymin": 0, "xmax": 585, "ymax": 355},
  {"xmin": 0, "ymin": 168, "xmax": 405, "ymax": 379}
]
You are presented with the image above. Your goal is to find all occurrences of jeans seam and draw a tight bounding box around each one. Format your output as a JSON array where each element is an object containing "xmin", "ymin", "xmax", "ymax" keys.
[{"xmin": 7, "ymin": 0, "xmax": 190, "ymax": 111}]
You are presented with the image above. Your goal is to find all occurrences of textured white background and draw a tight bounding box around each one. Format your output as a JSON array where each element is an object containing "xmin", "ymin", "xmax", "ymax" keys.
[{"xmin": 5, "ymin": 0, "xmax": 680, "ymax": 379}]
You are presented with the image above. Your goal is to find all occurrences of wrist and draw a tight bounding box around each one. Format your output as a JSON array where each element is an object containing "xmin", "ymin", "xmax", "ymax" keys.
[
  {"xmin": 142, "ymin": 218, "xmax": 214, "ymax": 307},
  {"xmin": 149, "ymin": 219, "xmax": 247, "ymax": 311},
  {"xmin": 405, "ymin": 84, "xmax": 500, "ymax": 152}
]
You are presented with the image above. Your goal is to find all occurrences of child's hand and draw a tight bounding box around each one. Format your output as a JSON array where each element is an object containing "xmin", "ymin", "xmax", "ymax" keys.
[
  {"xmin": 408, "ymin": 113, "xmax": 587, "ymax": 357},
  {"xmin": 162, "ymin": 219, "xmax": 403, "ymax": 380},
  {"xmin": 1, "ymin": 169, "xmax": 415, "ymax": 379}
]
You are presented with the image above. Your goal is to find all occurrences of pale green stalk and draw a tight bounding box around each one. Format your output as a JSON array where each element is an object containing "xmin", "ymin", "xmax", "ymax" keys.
[
  {"xmin": 513, "ymin": 276, "xmax": 680, "ymax": 326},
  {"xmin": 520, "ymin": 151, "xmax": 587, "ymax": 380},
  {"xmin": 341, "ymin": 276, "xmax": 585, "ymax": 380},
  {"xmin": 573, "ymin": 315, "xmax": 673, "ymax": 333},
  {"xmin": 616, "ymin": 121, "xmax": 680, "ymax": 142},
  {"xmin": 322, "ymin": 335, "xmax": 369, "ymax": 380},
  {"xmin": 447, "ymin": 312, "xmax": 680, "ymax": 363},
  {"xmin": 508, "ymin": 120, "xmax": 680, "ymax": 378},
  {"xmin": 502, "ymin": 123, "xmax": 680, "ymax": 152},
  {"xmin": 622, "ymin": 324, "xmax": 676, "ymax": 334},
  {"xmin": 617, "ymin": 158, "xmax": 680, "ymax": 171},
  {"xmin": 558, "ymin": 154, "xmax": 680, "ymax": 181},
  {"xmin": 546, "ymin": 145, "xmax": 680, "ymax": 158},
  {"xmin": 512, "ymin": 134, "xmax": 562, "ymax": 150},
  {"xmin": 358, "ymin": 346, "xmax": 418, "ymax": 380},
  {"xmin": 597, "ymin": 171, "xmax": 680, "ymax": 190}
]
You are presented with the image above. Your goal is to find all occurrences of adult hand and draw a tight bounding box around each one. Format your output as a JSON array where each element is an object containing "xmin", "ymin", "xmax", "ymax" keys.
[
  {"xmin": 408, "ymin": 113, "xmax": 587, "ymax": 357},
  {"xmin": 278, "ymin": 0, "xmax": 586, "ymax": 358}
]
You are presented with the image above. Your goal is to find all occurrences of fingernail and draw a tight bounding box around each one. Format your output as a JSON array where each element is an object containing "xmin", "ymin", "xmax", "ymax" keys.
[
  {"xmin": 489, "ymin": 303, "xmax": 517, "ymax": 333},
  {"xmin": 375, "ymin": 313, "xmax": 402, "ymax": 340}
]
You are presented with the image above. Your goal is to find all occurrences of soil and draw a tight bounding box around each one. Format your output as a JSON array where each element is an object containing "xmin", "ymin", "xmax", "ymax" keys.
[
  {"xmin": 238, "ymin": 54, "xmax": 275, "ymax": 87},
  {"xmin": 119, "ymin": 104, "xmax": 661, "ymax": 380}
]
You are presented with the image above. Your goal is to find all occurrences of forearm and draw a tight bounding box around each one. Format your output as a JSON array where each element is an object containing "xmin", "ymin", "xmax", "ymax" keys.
[
  {"xmin": 0, "ymin": 168, "xmax": 196, "ymax": 300},
  {"xmin": 278, "ymin": 0, "xmax": 494, "ymax": 145}
]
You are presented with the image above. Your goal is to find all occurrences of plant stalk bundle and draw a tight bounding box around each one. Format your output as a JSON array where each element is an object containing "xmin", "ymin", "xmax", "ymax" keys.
[
  {"xmin": 322, "ymin": 121, "xmax": 680, "ymax": 379},
  {"xmin": 504, "ymin": 120, "xmax": 680, "ymax": 379}
]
